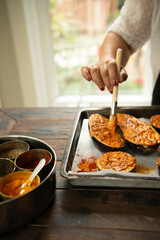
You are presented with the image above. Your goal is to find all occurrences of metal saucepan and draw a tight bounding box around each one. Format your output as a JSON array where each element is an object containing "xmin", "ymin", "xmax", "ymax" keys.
[{"xmin": 0, "ymin": 135, "xmax": 56, "ymax": 234}]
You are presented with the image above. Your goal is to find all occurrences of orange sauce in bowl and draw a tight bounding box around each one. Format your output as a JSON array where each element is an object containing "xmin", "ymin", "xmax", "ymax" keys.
[{"xmin": 0, "ymin": 171, "xmax": 39, "ymax": 198}]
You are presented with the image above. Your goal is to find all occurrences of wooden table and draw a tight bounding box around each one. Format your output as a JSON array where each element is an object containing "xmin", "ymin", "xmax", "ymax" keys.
[{"xmin": 1, "ymin": 107, "xmax": 160, "ymax": 240}]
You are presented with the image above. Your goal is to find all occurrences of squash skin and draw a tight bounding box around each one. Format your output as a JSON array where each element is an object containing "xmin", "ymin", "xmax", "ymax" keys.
[
  {"xmin": 152, "ymin": 126, "xmax": 160, "ymax": 135},
  {"xmin": 125, "ymin": 139, "xmax": 159, "ymax": 154},
  {"xmin": 88, "ymin": 114, "xmax": 125, "ymax": 151},
  {"xmin": 117, "ymin": 113, "xmax": 160, "ymax": 154},
  {"xmin": 90, "ymin": 132, "xmax": 125, "ymax": 152}
]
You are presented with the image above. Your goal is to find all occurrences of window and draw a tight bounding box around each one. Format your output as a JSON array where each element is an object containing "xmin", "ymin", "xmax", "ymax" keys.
[
  {"xmin": 49, "ymin": 0, "xmax": 152, "ymax": 107},
  {"xmin": 0, "ymin": 0, "xmax": 152, "ymax": 108}
]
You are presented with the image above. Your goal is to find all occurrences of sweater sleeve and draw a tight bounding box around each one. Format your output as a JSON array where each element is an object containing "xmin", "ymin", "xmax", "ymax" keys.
[{"xmin": 108, "ymin": 0, "xmax": 154, "ymax": 50}]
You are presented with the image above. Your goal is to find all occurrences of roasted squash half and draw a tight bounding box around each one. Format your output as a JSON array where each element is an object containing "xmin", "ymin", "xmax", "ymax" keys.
[
  {"xmin": 117, "ymin": 113, "xmax": 160, "ymax": 154},
  {"xmin": 150, "ymin": 114, "xmax": 160, "ymax": 134},
  {"xmin": 97, "ymin": 151, "xmax": 136, "ymax": 172},
  {"xmin": 88, "ymin": 114, "xmax": 125, "ymax": 150}
]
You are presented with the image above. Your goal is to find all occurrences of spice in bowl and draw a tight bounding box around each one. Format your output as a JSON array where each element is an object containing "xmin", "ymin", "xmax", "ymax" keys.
[
  {"xmin": 0, "ymin": 158, "xmax": 15, "ymax": 179},
  {"xmin": 0, "ymin": 140, "xmax": 30, "ymax": 160},
  {"xmin": 15, "ymin": 149, "xmax": 52, "ymax": 171},
  {"xmin": 0, "ymin": 171, "xmax": 40, "ymax": 199}
]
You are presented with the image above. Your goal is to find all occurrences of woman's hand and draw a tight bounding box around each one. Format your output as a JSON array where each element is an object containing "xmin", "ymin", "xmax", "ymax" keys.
[
  {"xmin": 81, "ymin": 32, "xmax": 134, "ymax": 93},
  {"xmin": 81, "ymin": 58, "xmax": 128, "ymax": 93}
]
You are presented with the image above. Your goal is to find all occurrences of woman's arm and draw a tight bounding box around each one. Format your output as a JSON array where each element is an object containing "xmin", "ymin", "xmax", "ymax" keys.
[{"xmin": 99, "ymin": 32, "xmax": 134, "ymax": 64}]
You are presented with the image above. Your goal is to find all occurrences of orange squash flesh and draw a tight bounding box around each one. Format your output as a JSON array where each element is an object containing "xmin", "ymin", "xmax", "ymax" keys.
[
  {"xmin": 89, "ymin": 114, "xmax": 125, "ymax": 149},
  {"xmin": 157, "ymin": 157, "xmax": 160, "ymax": 166},
  {"xmin": 150, "ymin": 114, "xmax": 160, "ymax": 133},
  {"xmin": 117, "ymin": 113, "xmax": 160, "ymax": 146},
  {"xmin": 97, "ymin": 151, "xmax": 136, "ymax": 172}
]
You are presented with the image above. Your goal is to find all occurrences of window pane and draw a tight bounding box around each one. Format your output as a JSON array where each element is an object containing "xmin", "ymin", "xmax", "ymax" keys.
[{"xmin": 49, "ymin": 0, "xmax": 147, "ymax": 99}]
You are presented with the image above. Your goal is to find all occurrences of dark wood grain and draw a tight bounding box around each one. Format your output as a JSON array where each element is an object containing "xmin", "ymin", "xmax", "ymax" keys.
[
  {"xmin": 1, "ymin": 107, "xmax": 78, "ymax": 121},
  {"xmin": 1, "ymin": 226, "xmax": 160, "ymax": 240},
  {"xmin": 30, "ymin": 189, "xmax": 160, "ymax": 230},
  {"xmin": 0, "ymin": 108, "xmax": 77, "ymax": 161},
  {"xmin": 1, "ymin": 107, "xmax": 160, "ymax": 240},
  {"xmin": 0, "ymin": 110, "xmax": 15, "ymax": 135}
]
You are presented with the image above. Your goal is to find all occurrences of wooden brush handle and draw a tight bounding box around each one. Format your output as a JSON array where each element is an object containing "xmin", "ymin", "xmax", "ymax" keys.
[{"xmin": 112, "ymin": 48, "xmax": 123, "ymax": 102}]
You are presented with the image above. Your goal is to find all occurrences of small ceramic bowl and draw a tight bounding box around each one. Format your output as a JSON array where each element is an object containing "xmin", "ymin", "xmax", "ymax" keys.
[
  {"xmin": 0, "ymin": 158, "xmax": 15, "ymax": 179},
  {"xmin": 15, "ymin": 149, "xmax": 52, "ymax": 171},
  {"xmin": 0, "ymin": 140, "xmax": 30, "ymax": 160},
  {"xmin": 0, "ymin": 171, "xmax": 40, "ymax": 199}
]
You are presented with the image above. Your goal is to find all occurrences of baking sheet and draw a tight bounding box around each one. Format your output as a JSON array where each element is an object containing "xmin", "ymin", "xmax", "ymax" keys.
[
  {"xmin": 60, "ymin": 107, "xmax": 160, "ymax": 188},
  {"xmin": 70, "ymin": 119, "xmax": 159, "ymax": 178}
]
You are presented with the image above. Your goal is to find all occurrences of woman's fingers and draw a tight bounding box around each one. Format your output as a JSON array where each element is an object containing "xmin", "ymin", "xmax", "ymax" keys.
[
  {"xmin": 81, "ymin": 60, "xmax": 127, "ymax": 93},
  {"xmin": 120, "ymin": 68, "xmax": 128, "ymax": 83},
  {"xmin": 90, "ymin": 64, "xmax": 105, "ymax": 91},
  {"xmin": 107, "ymin": 59, "xmax": 119, "ymax": 86},
  {"xmin": 81, "ymin": 66, "xmax": 92, "ymax": 81},
  {"xmin": 99, "ymin": 62, "xmax": 113, "ymax": 93}
]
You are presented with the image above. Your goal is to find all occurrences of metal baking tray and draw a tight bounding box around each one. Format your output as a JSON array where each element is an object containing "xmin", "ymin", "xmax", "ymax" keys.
[
  {"xmin": 60, "ymin": 106, "xmax": 160, "ymax": 188},
  {"xmin": 0, "ymin": 135, "xmax": 56, "ymax": 234}
]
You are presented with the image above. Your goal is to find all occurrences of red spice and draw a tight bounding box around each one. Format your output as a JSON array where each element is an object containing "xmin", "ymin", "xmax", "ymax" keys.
[
  {"xmin": 135, "ymin": 164, "xmax": 155, "ymax": 174},
  {"xmin": 24, "ymin": 160, "xmax": 40, "ymax": 169},
  {"xmin": 77, "ymin": 154, "xmax": 98, "ymax": 172}
]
